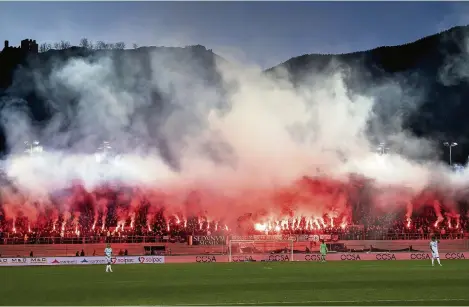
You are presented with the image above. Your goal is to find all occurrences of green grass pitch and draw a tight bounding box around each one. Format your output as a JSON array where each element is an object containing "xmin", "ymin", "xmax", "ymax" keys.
[{"xmin": 1, "ymin": 260, "xmax": 469, "ymax": 305}]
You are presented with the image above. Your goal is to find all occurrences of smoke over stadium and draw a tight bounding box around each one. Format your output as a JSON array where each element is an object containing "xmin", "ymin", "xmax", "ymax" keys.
[{"xmin": 0, "ymin": 45, "xmax": 468, "ymax": 237}]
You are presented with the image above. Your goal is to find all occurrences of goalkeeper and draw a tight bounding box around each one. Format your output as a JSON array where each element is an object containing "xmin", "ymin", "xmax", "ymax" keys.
[{"xmin": 320, "ymin": 240, "xmax": 328, "ymax": 262}]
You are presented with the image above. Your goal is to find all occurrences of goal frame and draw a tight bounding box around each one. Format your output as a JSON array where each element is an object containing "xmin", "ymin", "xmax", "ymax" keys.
[{"xmin": 228, "ymin": 239, "xmax": 294, "ymax": 262}]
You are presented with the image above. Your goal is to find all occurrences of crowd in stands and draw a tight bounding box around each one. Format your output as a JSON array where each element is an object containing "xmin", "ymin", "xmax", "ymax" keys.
[{"xmin": 0, "ymin": 205, "xmax": 467, "ymax": 244}]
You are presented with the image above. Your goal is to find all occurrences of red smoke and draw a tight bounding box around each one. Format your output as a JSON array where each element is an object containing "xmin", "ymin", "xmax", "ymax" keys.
[{"xmin": 1, "ymin": 171, "xmax": 466, "ymax": 236}]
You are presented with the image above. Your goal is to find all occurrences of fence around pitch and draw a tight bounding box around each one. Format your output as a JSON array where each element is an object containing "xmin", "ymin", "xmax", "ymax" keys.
[
  {"xmin": 1, "ymin": 231, "xmax": 467, "ymax": 245},
  {"xmin": 0, "ymin": 231, "xmax": 469, "ymax": 245},
  {"xmin": 2, "ymin": 252, "xmax": 469, "ymax": 267},
  {"xmin": 0, "ymin": 239, "xmax": 468, "ymax": 258}
]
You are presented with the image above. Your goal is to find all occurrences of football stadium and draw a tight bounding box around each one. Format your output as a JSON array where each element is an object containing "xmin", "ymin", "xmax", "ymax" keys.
[
  {"xmin": 1, "ymin": 239, "xmax": 469, "ymax": 305},
  {"xmin": 3, "ymin": 2, "xmax": 469, "ymax": 306}
]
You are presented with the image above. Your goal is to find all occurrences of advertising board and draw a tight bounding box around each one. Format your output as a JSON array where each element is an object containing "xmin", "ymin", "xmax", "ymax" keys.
[
  {"xmin": 164, "ymin": 252, "xmax": 469, "ymax": 263},
  {"xmin": 0, "ymin": 256, "xmax": 165, "ymax": 266},
  {"xmin": 0, "ymin": 252, "xmax": 467, "ymax": 266}
]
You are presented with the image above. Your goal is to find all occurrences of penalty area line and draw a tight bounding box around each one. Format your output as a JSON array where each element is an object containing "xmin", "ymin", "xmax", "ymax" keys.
[{"xmin": 179, "ymin": 298, "xmax": 468, "ymax": 306}]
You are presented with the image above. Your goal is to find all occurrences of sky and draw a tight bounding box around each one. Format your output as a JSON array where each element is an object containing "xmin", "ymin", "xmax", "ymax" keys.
[{"xmin": 0, "ymin": 1, "xmax": 469, "ymax": 69}]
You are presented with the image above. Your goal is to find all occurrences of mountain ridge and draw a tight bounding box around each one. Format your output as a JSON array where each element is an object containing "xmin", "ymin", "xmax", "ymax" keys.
[
  {"xmin": 266, "ymin": 25, "xmax": 469, "ymax": 73},
  {"xmin": 2, "ymin": 26, "xmax": 469, "ymax": 163}
]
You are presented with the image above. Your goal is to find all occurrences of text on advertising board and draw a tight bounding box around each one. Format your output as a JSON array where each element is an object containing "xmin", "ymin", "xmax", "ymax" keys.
[
  {"xmin": 50, "ymin": 259, "xmax": 78, "ymax": 265},
  {"xmin": 231, "ymin": 255, "xmax": 254, "ymax": 262},
  {"xmin": 138, "ymin": 256, "xmax": 164, "ymax": 263},
  {"xmin": 195, "ymin": 256, "xmax": 217, "ymax": 263},
  {"xmin": 265, "ymin": 254, "xmax": 290, "ymax": 262},
  {"xmin": 375, "ymin": 253, "xmax": 397, "ymax": 261},
  {"xmin": 340, "ymin": 254, "xmax": 361, "ymax": 261},
  {"xmin": 81, "ymin": 258, "xmax": 107, "ymax": 265},
  {"xmin": 410, "ymin": 253, "xmax": 431, "ymax": 260},
  {"xmin": 304, "ymin": 254, "xmax": 322, "ymax": 262},
  {"xmin": 111, "ymin": 257, "xmax": 137, "ymax": 264},
  {"xmin": 445, "ymin": 253, "xmax": 465, "ymax": 260},
  {"xmin": 29, "ymin": 257, "xmax": 47, "ymax": 264}
]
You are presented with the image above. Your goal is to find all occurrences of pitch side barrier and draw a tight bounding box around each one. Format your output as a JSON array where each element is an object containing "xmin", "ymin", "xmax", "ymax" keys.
[
  {"xmin": 0, "ymin": 255, "xmax": 164, "ymax": 266},
  {"xmin": 165, "ymin": 252, "xmax": 469, "ymax": 263},
  {"xmin": 1, "ymin": 252, "xmax": 468, "ymax": 266}
]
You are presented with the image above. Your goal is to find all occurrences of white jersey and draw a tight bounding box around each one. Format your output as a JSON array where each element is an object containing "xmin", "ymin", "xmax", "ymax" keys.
[
  {"xmin": 430, "ymin": 241, "xmax": 439, "ymax": 257},
  {"xmin": 105, "ymin": 247, "xmax": 112, "ymax": 259}
]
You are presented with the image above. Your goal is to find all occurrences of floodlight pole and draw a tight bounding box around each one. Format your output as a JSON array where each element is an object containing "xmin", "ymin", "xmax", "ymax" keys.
[
  {"xmin": 377, "ymin": 142, "xmax": 389, "ymax": 155},
  {"xmin": 96, "ymin": 141, "xmax": 113, "ymax": 163},
  {"xmin": 24, "ymin": 140, "xmax": 42, "ymax": 155},
  {"xmin": 443, "ymin": 142, "xmax": 458, "ymax": 166},
  {"xmin": 24, "ymin": 141, "xmax": 32, "ymax": 154}
]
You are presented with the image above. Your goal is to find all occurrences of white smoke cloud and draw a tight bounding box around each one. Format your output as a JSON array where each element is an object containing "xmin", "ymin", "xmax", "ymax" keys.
[{"xmin": 0, "ymin": 44, "xmax": 464, "ymax": 222}]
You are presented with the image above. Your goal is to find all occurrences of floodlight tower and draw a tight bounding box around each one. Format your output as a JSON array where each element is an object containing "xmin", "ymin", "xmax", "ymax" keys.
[
  {"xmin": 95, "ymin": 141, "xmax": 112, "ymax": 163},
  {"xmin": 98, "ymin": 141, "xmax": 112, "ymax": 153},
  {"xmin": 376, "ymin": 142, "xmax": 389, "ymax": 155},
  {"xmin": 24, "ymin": 140, "xmax": 43, "ymax": 155},
  {"xmin": 443, "ymin": 142, "xmax": 458, "ymax": 166}
]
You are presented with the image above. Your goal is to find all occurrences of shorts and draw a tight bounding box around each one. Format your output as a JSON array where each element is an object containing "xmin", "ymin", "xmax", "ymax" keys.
[
  {"xmin": 106, "ymin": 256, "xmax": 112, "ymax": 264},
  {"xmin": 432, "ymin": 253, "xmax": 439, "ymax": 259}
]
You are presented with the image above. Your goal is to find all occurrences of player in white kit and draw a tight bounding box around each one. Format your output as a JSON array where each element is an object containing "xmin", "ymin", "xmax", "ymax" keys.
[
  {"xmin": 105, "ymin": 243, "xmax": 113, "ymax": 272},
  {"xmin": 430, "ymin": 236, "xmax": 442, "ymax": 267}
]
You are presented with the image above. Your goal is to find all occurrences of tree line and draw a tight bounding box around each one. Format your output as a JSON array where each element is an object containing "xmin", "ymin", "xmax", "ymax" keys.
[{"xmin": 38, "ymin": 38, "xmax": 139, "ymax": 53}]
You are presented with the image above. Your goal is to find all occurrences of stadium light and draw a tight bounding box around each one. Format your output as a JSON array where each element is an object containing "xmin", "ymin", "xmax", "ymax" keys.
[
  {"xmin": 96, "ymin": 141, "xmax": 113, "ymax": 163},
  {"xmin": 24, "ymin": 140, "xmax": 43, "ymax": 155},
  {"xmin": 376, "ymin": 142, "xmax": 389, "ymax": 155},
  {"xmin": 443, "ymin": 142, "xmax": 458, "ymax": 166}
]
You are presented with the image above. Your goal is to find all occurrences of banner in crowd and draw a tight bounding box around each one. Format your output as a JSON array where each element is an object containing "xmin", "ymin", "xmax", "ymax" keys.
[
  {"xmin": 0, "ymin": 256, "xmax": 165, "ymax": 267},
  {"xmin": 230, "ymin": 235, "xmax": 297, "ymax": 241},
  {"xmin": 192, "ymin": 235, "xmax": 226, "ymax": 245},
  {"xmin": 229, "ymin": 234, "xmax": 339, "ymax": 242},
  {"xmin": 297, "ymin": 234, "xmax": 340, "ymax": 242}
]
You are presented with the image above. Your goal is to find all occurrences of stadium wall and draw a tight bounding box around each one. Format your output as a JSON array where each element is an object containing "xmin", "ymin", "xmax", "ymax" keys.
[
  {"xmin": 336, "ymin": 239, "xmax": 469, "ymax": 252},
  {"xmin": 1, "ymin": 251, "xmax": 468, "ymax": 267},
  {"xmin": 0, "ymin": 239, "xmax": 467, "ymax": 257}
]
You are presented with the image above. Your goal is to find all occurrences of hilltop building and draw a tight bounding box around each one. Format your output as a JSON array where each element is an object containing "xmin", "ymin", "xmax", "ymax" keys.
[{"xmin": 2, "ymin": 39, "xmax": 38, "ymax": 54}]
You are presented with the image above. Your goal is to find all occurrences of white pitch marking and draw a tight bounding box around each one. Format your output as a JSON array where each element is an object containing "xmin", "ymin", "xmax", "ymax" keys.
[{"xmin": 179, "ymin": 298, "xmax": 468, "ymax": 306}]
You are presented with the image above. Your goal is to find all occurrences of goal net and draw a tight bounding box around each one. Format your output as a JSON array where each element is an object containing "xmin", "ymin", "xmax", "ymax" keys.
[{"xmin": 228, "ymin": 240, "xmax": 294, "ymax": 262}]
